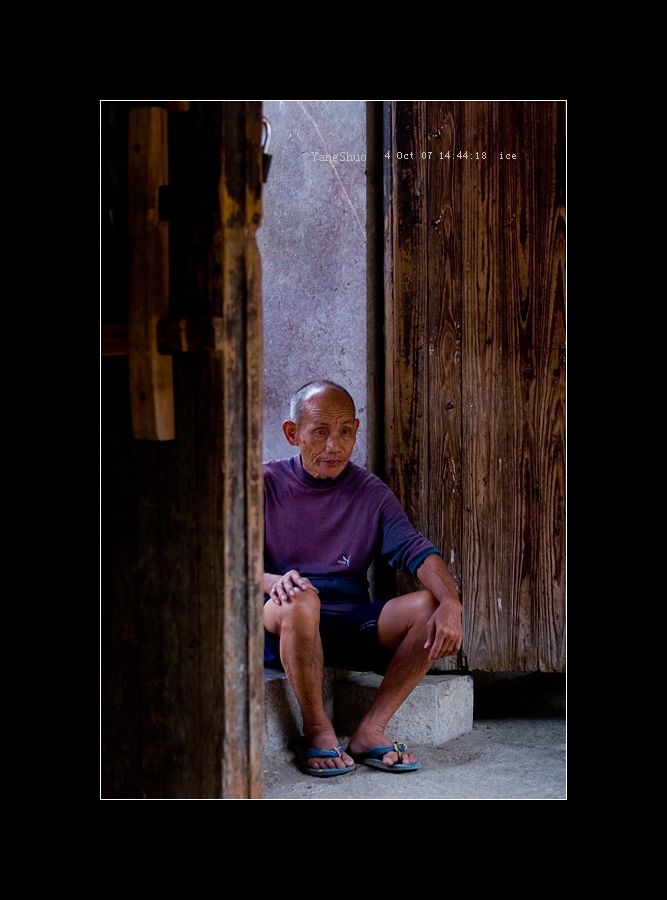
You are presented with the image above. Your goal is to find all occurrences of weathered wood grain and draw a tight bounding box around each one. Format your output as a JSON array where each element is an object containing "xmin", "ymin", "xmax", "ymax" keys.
[
  {"xmin": 127, "ymin": 106, "xmax": 174, "ymax": 441},
  {"xmin": 385, "ymin": 101, "xmax": 565, "ymax": 672},
  {"xmin": 460, "ymin": 101, "xmax": 566, "ymax": 671},
  {"xmin": 219, "ymin": 102, "xmax": 265, "ymax": 799},
  {"xmin": 424, "ymin": 102, "xmax": 464, "ymax": 670},
  {"xmin": 101, "ymin": 102, "xmax": 265, "ymax": 798},
  {"xmin": 243, "ymin": 105, "xmax": 266, "ymax": 799},
  {"xmin": 385, "ymin": 102, "xmax": 430, "ymax": 600}
]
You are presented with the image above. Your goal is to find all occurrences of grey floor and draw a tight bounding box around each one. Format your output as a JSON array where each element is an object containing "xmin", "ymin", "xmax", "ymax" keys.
[{"xmin": 262, "ymin": 672, "xmax": 566, "ymax": 800}]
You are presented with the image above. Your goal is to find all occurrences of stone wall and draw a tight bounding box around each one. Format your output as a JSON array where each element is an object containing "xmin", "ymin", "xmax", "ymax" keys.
[{"xmin": 258, "ymin": 100, "xmax": 368, "ymax": 466}]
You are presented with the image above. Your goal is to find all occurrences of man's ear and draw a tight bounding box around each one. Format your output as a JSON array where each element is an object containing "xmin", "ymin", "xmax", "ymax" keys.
[{"xmin": 283, "ymin": 420, "xmax": 299, "ymax": 446}]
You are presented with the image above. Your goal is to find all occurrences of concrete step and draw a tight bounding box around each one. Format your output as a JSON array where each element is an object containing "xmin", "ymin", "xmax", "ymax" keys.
[
  {"xmin": 335, "ymin": 672, "xmax": 474, "ymax": 745},
  {"xmin": 264, "ymin": 667, "xmax": 473, "ymax": 756},
  {"xmin": 263, "ymin": 667, "xmax": 335, "ymax": 753}
]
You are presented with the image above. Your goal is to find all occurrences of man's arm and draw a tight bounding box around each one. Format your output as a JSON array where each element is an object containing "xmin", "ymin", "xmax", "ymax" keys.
[{"xmin": 415, "ymin": 553, "xmax": 463, "ymax": 660}]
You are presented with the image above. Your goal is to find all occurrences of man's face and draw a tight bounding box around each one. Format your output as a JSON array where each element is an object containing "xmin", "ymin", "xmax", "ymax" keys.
[{"xmin": 283, "ymin": 388, "xmax": 359, "ymax": 479}]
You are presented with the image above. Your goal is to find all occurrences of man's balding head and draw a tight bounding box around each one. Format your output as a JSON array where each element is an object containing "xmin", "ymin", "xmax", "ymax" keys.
[{"xmin": 289, "ymin": 380, "xmax": 356, "ymax": 425}]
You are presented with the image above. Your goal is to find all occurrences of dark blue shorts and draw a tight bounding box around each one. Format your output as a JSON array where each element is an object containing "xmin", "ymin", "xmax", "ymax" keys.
[{"xmin": 264, "ymin": 576, "xmax": 396, "ymax": 675}]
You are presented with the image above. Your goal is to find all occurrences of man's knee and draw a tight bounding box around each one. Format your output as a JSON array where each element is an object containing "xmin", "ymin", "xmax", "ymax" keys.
[
  {"xmin": 291, "ymin": 586, "xmax": 321, "ymax": 611},
  {"xmin": 410, "ymin": 589, "xmax": 439, "ymax": 623},
  {"xmin": 264, "ymin": 586, "xmax": 321, "ymax": 635},
  {"xmin": 279, "ymin": 587, "xmax": 321, "ymax": 630},
  {"xmin": 377, "ymin": 589, "xmax": 438, "ymax": 648}
]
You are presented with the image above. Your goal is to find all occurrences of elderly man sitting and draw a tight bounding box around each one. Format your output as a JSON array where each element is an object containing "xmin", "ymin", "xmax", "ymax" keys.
[{"xmin": 263, "ymin": 380, "xmax": 462, "ymax": 775}]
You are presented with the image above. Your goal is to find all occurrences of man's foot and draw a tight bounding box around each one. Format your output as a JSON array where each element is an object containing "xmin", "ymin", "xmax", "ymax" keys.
[
  {"xmin": 346, "ymin": 728, "xmax": 420, "ymax": 769},
  {"xmin": 349, "ymin": 741, "xmax": 421, "ymax": 772},
  {"xmin": 301, "ymin": 727, "xmax": 354, "ymax": 772}
]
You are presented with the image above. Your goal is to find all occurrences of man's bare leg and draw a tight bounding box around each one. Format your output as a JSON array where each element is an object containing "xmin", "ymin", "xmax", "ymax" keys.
[
  {"xmin": 264, "ymin": 589, "xmax": 353, "ymax": 771},
  {"xmin": 346, "ymin": 590, "xmax": 438, "ymax": 767}
]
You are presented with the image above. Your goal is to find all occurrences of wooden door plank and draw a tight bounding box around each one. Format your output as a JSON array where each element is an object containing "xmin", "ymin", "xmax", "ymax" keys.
[
  {"xmin": 517, "ymin": 102, "xmax": 566, "ymax": 670},
  {"xmin": 385, "ymin": 102, "xmax": 430, "ymax": 599},
  {"xmin": 424, "ymin": 102, "xmax": 464, "ymax": 670},
  {"xmin": 461, "ymin": 101, "xmax": 511, "ymax": 669},
  {"xmin": 385, "ymin": 101, "xmax": 565, "ymax": 672},
  {"xmin": 127, "ymin": 106, "xmax": 174, "ymax": 441},
  {"xmin": 461, "ymin": 101, "xmax": 565, "ymax": 671}
]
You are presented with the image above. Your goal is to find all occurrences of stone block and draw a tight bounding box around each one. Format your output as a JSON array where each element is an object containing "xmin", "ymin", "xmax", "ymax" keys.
[{"xmin": 334, "ymin": 673, "xmax": 474, "ymax": 745}]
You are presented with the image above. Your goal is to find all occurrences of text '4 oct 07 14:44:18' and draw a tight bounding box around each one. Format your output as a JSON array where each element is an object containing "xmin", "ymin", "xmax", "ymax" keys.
[{"xmin": 388, "ymin": 151, "xmax": 518, "ymax": 160}]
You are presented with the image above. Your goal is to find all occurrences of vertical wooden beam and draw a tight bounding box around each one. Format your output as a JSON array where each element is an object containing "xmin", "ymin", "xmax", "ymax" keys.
[
  {"xmin": 243, "ymin": 106, "xmax": 266, "ymax": 800},
  {"xmin": 217, "ymin": 102, "xmax": 265, "ymax": 799},
  {"xmin": 127, "ymin": 106, "xmax": 174, "ymax": 441}
]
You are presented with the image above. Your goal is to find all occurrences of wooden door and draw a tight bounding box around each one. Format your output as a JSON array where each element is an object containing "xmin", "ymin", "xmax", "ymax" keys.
[
  {"xmin": 101, "ymin": 102, "xmax": 265, "ymax": 798},
  {"xmin": 384, "ymin": 101, "xmax": 565, "ymax": 672}
]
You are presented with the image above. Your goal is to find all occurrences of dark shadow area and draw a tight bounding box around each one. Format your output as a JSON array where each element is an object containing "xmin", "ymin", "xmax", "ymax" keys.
[{"xmin": 471, "ymin": 672, "xmax": 566, "ymax": 719}]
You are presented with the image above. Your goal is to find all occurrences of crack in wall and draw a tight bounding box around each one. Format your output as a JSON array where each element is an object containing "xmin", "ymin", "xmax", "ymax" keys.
[{"xmin": 297, "ymin": 101, "xmax": 367, "ymax": 242}]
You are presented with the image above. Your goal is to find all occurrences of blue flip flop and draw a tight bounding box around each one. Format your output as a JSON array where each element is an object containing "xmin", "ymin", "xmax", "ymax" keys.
[
  {"xmin": 294, "ymin": 740, "xmax": 356, "ymax": 777},
  {"xmin": 353, "ymin": 741, "xmax": 422, "ymax": 772}
]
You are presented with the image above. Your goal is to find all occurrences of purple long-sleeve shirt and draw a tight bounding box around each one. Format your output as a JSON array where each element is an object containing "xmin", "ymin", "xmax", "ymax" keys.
[{"xmin": 263, "ymin": 455, "xmax": 440, "ymax": 591}]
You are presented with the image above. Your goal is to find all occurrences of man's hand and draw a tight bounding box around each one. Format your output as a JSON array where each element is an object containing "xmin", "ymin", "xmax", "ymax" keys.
[
  {"xmin": 424, "ymin": 600, "xmax": 463, "ymax": 660},
  {"xmin": 265, "ymin": 570, "xmax": 319, "ymax": 605},
  {"xmin": 416, "ymin": 553, "xmax": 463, "ymax": 660}
]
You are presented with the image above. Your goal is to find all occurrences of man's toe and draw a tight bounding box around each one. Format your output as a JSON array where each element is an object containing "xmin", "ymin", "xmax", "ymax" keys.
[
  {"xmin": 383, "ymin": 748, "xmax": 417, "ymax": 766},
  {"xmin": 307, "ymin": 748, "xmax": 353, "ymax": 769}
]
